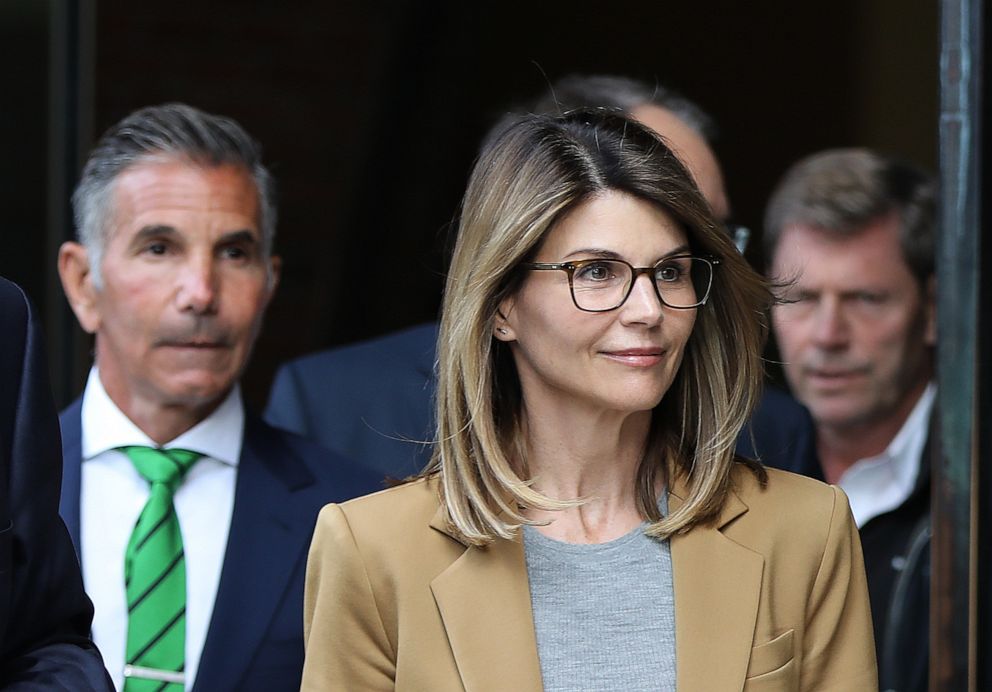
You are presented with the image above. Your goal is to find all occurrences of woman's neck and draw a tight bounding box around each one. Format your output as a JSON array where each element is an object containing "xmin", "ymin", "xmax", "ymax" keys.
[{"xmin": 521, "ymin": 403, "xmax": 653, "ymax": 543}]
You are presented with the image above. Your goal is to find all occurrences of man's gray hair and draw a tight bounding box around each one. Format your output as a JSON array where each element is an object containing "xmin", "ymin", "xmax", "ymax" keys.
[
  {"xmin": 763, "ymin": 148, "xmax": 935, "ymax": 285},
  {"xmin": 480, "ymin": 74, "xmax": 720, "ymax": 161},
  {"xmin": 531, "ymin": 74, "xmax": 719, "ymax": 143},
  {"xmin": 72, "ymin": 103, "xmax": 276, "ymax": 286}
]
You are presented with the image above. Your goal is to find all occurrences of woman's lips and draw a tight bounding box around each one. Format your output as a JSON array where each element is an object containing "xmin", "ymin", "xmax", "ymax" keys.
[{"xmin": 601, "ymin": 348, "xmax": 665, "ymax": 367}]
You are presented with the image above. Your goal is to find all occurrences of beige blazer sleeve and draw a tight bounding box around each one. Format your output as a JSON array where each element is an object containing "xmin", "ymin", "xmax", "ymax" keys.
[
  {"xmin": 798, "ymin": 486, "xmax": 877, "ymax": 690},
  {"xmin": 301, "ymin": 480, "xmax": 525, "ymax": 691},
  {"xmin": 302, "ymin": 504, "xmax": 396, "ymax": 691}
]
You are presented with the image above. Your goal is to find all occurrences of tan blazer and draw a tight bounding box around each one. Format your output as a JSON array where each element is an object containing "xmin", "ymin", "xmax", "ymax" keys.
[{"xmin": 302, "ymin": 467, "xmax": 877, "ymax": 691}]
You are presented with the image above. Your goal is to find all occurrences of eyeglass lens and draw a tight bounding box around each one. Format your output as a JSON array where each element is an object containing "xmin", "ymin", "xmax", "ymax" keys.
[{"xmin": 571, "ymin": 257, "xmax": 712, "ymax": 310}]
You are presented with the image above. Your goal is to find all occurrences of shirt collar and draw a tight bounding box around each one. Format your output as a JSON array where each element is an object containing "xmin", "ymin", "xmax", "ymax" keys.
[
  {"xmin": 838, "ymin": 382, "xmax": 935, "ymax": 527},
  {"xmin": 867, "ymin": 383, "xmax": 934, "ymax": 470},
  {"xmin": 80, "ymin": 367, "xmax": 243, "ymax": 466}
]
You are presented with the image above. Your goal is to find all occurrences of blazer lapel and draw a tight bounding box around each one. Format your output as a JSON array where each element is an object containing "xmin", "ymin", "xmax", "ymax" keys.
[
  {"xmin": 670, "ymin": 484, "xmax": 764, "ymax": 692},
  {"xmin": 57, "ymin": 399, "xmax": 83, "ymax": 555},
  {"xmin": 193, "ymin": 416, "xmax": 316, "ymax": 691},
  {"xmin": 429, "ymin": 510, "xmax": 543, "ymax": 692}
]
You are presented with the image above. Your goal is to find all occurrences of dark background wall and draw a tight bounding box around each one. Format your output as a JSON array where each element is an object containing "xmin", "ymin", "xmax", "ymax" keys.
[
  {"xmin": 2, "ymin": 1, "xmax": 50, "ymax": 313},
  {"xmin": 1, "ymin": 0, "xmax": 939, "ymax": 409}
]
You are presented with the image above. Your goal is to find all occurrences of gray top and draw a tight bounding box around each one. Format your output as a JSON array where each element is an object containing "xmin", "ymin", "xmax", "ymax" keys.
[{"xmin": 522, "ymin": 502, "xmax": 676, "ymax": 692}]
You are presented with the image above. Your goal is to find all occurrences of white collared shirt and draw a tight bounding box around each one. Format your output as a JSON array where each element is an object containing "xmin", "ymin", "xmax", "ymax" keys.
[
  {"xmin": 80, "ymin": 368, "xmax": 241, "ymax": 691},
  {"xmin": 837, "ymin": 383, "xmax": 935, "ymax": 528}
]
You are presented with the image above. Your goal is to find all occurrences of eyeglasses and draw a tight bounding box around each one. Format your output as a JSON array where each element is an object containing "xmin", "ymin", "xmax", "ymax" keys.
[{"xmin": 520, "ymin": 255, "xmax": 719, "ymax": 312}]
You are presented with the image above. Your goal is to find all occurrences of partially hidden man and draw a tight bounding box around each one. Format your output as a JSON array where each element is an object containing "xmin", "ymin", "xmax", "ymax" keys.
[
  {"xmin": 57, "ymin": 103, "xmax": 381, "ymax": 691},
  {"xmin": 766, "ymin": 148, "xmax": 934, "ymax": 692}
]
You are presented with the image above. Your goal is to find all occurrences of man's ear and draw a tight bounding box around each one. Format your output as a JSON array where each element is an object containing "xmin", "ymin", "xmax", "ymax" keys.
[
  {"xmin": 923, "ymin": 275, "xmax": 936, "ymax": 347},
  {"xmin": 58, "ymin": 242, "xmax": 101, "ymax": 334}
]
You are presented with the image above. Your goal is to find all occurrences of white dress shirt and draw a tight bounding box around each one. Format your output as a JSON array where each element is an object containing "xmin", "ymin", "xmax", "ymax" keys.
[
  {"xmin": 80, "ymin": 368, "xmax": 241, "ymax": 691},
  {"xmin": 837, "ymin": 383, "xmax": 935, "ymax": 528}
]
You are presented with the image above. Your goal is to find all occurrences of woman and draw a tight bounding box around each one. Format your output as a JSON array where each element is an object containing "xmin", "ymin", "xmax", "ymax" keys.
[{"xmin": 302, "ymin": 110, "xmax": 876, "ymax": 691}]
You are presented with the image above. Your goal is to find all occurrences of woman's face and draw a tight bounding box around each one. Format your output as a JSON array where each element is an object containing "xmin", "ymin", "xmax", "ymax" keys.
[{"xmin": 497, "ymin": 190, "xmax": 698, "ymax": 418}]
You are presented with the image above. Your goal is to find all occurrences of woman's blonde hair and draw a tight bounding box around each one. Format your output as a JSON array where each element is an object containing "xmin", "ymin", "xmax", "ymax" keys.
[{"xmin": 427, "ymin": 109, "xmax": 771, "ymax": 545}]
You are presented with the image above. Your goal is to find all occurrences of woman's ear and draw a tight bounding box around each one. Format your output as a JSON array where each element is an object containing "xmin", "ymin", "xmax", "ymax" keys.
[{"xmin": 493, "ymin": 303, "xmax": 516, "ymax": 342}]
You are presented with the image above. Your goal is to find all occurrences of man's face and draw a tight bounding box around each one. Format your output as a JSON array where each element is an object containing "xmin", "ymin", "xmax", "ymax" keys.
[
  {"xmin": 770, "ymin": 215, "xmax": 934, "ymax": 432},
  {"xmin": 631, "ymin": 104, "xmax": 730, "ymax": 221},
  {"xmin": 65, "ymin": 160, "xmax": 278, "ymax": 414}
]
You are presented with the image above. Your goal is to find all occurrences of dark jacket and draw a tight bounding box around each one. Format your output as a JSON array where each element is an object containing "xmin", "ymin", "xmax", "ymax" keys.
[
  {"xmin": 791, "ymin": 422, "xmax": 932, "ymax": 692},
  {"xmin": 0, "ymin": 277, "xmax": 112, "ymax": 690}
]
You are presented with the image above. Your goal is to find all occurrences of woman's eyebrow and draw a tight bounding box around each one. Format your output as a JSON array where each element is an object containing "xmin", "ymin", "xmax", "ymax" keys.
[
  {"xmin": 560, "ymin": 244, "xmax": 693, "ymax": 261},
  {"xmin": 657, "ymin": 244, "xmax": 692, "ymax": 260},
  {"xmin": 561, "ymin": 248, "xmax": 623, "ymax": 260}
]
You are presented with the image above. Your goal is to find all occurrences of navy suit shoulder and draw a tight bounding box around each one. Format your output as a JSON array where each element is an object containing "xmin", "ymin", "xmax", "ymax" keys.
[
  {"xmin": 736, "ymin": 385, "xmax": 822, "ymax": 481},
  {"xmin": 265, "ymin": 322, "xmax": 437, "ymax": 480},
  {"xmin": 244, "ymin": 411, "xmax": 385, "ymax": 502},
  {"xmin": 0, "ymin": 278, "xmax": 110, "ymax": 690}
]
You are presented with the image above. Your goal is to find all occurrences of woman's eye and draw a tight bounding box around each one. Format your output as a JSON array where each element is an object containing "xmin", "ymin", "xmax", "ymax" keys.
[
  {"xmin": 656, "ymin": 265, "xmax": 682, "ymax": 282},
  {"xmin": 576, "ymin": 263, "xmax": 614, "ymax": 282},
  {"xmin": 146, "ymin": 242, "xmax": 168, "ymax": 256}
]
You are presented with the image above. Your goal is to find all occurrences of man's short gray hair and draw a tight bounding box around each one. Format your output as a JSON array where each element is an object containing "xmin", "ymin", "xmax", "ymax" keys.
[
  {"xmin": 480, "ymin": 74, "xmax": 720, "ymax": 162},
  {"xmin": 72, "ymin": 103, "xmax": 276, "ymax": 286},
  {"xmin": 531, "ymin": 74, "xmax": 719, "ymax": 143},
  {"xmin": 763, "ymin": 148, "xmax": 935, "ymax": 286}
]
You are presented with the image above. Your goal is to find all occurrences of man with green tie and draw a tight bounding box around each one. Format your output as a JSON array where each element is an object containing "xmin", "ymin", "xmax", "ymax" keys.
[{"xmin": 56, "ymin": 103, "xmax": 380, "ymax": 691}]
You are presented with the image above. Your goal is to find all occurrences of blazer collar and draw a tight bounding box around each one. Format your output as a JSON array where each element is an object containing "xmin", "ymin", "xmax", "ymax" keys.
[
  {"xmin": 669, "ymin": 474, "xmax": 764, "ymax": 692},
  {"xmin": 429, "ymin": 507, "xmax": 544, "ymax": 691}
]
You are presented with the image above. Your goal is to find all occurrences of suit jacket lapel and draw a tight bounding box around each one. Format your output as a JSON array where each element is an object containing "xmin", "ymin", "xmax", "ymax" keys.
[
  {"xmin": 58, "ymin": 399, "xmax": 83, "ymax": 555},
  {"xmin": 193, "ymin": 416, "xmax": 316, "ymax": 691},
  {"xmin": 670, "ymin": 483, "xmax": 763, "ymax": 692},
  {"xmin": 429, "ymin": 509, "xmax": 543, "ymax": 692}
]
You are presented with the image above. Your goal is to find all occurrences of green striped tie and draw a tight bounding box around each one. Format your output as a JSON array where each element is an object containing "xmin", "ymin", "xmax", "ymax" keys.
[{"xmin": 119, "ymin": 446, "xmax": 201, "ymax": 692}]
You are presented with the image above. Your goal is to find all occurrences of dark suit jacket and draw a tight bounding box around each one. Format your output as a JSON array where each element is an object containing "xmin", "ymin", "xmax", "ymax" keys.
[
  {"xmin": 59, "ymin": 400, "xmax": 382, "ymax": 691},
  {"xmin": 0, "ymin": 277, "xmax": 111, "ymax": 690},
  {"xmin": 788, "ymin": 412, "xmax": 931, "ymax": 692},
  {"xmin": 266, "ymin": 321, "xmax": 819, "ymax": 480},
  {"xmin": 266, "ymin": 322, "xmax": 439, "ymax": 480}
]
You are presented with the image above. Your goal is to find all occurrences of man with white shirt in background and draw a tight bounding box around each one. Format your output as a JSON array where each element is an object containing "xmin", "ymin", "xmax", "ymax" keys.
[
  {"xmin": 56, "ymin": 103, "xmax": 379, "ymax": 691},
  {"xmin": 765, "ymin": 148, "xmax": 935, "ymax": 692}
]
